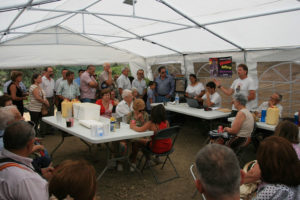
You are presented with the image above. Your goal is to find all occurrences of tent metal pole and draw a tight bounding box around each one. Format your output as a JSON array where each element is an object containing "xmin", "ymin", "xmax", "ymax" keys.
[
  {"xmin": 82, "ymin": 14, "xmax": 85, "ymax": 33},
  {"xmin": 56, "ymin": 0, "xmax": 102, "ymax": 27},
  {"xmin": 29, "ymin": 7, "xmax": 195, "ymax": 28},
  {"xmin": 157, "ymin": 0, "xmax": 244, "ymax": 51},
  {"xmin": 108, "ymin": 26, "xmax": 192, "ymax": 45},
  {"xmin": 0, "ymin": 0, "xmax": 60, "ymax": 12},
  {"xmin": 0, "ymin": 0, "xmax": 102, "ymax": 34},
  {"xmin": 203, "ymin": 7, "xmax": 300, "ymax": 26},
  {"xmin": 0, "ymin": 0, "xmax": 34, "ymax": 42},
  {"xmin": 2, "ymin": 31, "xmax": 136, "ymax": 39},
  {"xmin": 92, "ymin": 14, "xmax": 183, "ymax": 54}
]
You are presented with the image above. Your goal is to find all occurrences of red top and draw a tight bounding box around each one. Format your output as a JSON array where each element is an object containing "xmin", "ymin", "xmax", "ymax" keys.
[
  {"xmin": 96, "ymin": 99, "xmax": 114, "ymax": 115},
  {"xmin": 149, "ymin": 121, "xmax": 172, "ymax": 154}
]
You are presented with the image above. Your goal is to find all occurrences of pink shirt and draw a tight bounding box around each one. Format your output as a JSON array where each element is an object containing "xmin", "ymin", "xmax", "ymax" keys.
[
  {"xmin": 0, "ymin": 149, "xmax": 48, "ymax": 200},
  {"xmin": 80, "ymin": 71, "xmax": 97, "ymax": 99}
]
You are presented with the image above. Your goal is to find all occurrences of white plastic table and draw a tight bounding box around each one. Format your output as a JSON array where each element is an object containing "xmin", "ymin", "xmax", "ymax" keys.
[
  {"xmin": 42, "ymin": 116, "xmax": 153, "ymax": 180},
  {"xmin": 151, "ymin": 103, "xmax": 231, "ymax": 129}
]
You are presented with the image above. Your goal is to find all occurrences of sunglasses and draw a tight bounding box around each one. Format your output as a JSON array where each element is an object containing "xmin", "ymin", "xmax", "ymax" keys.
[{"xmin": 138, "ymin": 109, "xmax": 145, "ymax": 113}]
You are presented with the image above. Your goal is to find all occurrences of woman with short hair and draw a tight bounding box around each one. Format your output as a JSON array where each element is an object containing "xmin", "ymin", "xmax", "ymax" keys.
[
  {"xmin": 28, "ymin": 73, "xmax": 49, "ymax": 134},
  {"xmin": 96, "ymin": 88, "xmax": 114, "ymax": 118},
  {"xmin": 7, "ymin": 71, "xmax": 27, "ymax": 115},
  {"xmin": 223, "ymin": 93, "xmax": 254, "ymax": 150},
  {"xmin": 254, "ymin": 136, "xmax": 300, "ymax": 200}
]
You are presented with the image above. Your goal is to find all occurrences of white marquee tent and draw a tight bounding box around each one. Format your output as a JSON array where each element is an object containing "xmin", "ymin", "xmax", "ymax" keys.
[{"xmin": 0, "ymin": 0, "xmax": 300, "ymax": 79}]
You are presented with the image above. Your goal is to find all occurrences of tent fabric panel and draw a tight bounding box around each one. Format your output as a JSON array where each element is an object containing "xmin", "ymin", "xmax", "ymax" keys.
[
  {"xmin": 0, "ymin": 44, "xmax": 144, "ymax": 68},
  {"xmin": 207, "ymin": 11, "xmax": 300, "ymax": 49},
  {"xmin": 146, "ymin": 28, "xmax": 239, "ymax": 54},
  {"xmin": 163, "ymin": 0, "xmax": 300, "ymax": 24},
  {"xmin": 112, "ymin": 39, "xmax": 176, "ymax": 57}
]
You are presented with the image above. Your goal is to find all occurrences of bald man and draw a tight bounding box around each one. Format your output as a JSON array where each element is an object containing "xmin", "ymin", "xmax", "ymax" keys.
[{"xmin": 99, "ymin": 63, "xmax": 113, "ymax": 90}]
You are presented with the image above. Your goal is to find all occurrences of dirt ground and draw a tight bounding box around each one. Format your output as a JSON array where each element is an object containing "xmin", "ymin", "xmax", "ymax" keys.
[{"xmin": 39, "ymin": 114, "xmax": 255, "ymax": 200}]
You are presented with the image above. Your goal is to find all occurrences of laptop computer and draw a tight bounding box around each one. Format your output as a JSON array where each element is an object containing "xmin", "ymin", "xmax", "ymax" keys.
[{"xmin": 186, "ymin": 98, "xmax": 203, "ymax": 109}]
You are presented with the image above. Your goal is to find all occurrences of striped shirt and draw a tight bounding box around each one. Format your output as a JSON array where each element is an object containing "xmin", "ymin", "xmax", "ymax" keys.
[{"xmin": 28, "ymin": 84, "xmax": 46, "ymax": 112}]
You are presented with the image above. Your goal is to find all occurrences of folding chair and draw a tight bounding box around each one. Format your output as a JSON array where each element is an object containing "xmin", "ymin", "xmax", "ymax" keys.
[
  {"xmin": 140, "ymin": 125, "xmax": 180, "ymax": 184},
  {"xmin": 190, "ymin": 164, "xmax": 206, "ymax": 200}
]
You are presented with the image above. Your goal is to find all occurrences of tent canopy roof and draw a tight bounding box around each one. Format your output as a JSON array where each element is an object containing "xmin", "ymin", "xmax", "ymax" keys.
[{"xmin": 0, "ymin": 0, "xmax": 300, "ymax": 59}]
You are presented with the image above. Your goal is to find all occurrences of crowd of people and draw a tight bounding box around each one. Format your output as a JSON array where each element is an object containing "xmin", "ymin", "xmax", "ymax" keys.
[{"xmin": 0, "ymin": 63, "xmax": 299, "ymax": 199}]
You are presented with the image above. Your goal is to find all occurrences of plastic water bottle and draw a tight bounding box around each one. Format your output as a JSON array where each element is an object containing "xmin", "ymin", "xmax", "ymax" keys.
[
  {"xmin": 96, "ymin": 125, "xmax": 104, "ymax": 137},
  {"xmin": 175, "ymin": 93, "xmax": 179, "ymax": 105},
  {"xmin": 110, "ymin": 116, "xmax": 116, "ymax": 132}
]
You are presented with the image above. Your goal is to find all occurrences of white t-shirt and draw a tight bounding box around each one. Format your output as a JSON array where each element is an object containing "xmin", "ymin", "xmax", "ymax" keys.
[
  {"xmin": 257, "ymin": 101, "xmax": 283, "ymax": 117},
  {"xmin": 185, "ymin": 82, "xmax": 204, "ymax": 97},
  {"xmin": 116, "ymin": 100, "xmax": 133, "ymax": 118},
  {"xmin": 40, "ymin": 76, "xmax": 55, "ymax": 98},
  {"xmin": 202, "ymin": 92, "xmax": 222, "ymax": 108},
  {"xmin": 230, "ymin": 77, "xmax": 257, "ymax": 111},
  {"xmin": 117, "ymin": 74, "xmax": 131, "ymax": 90}
]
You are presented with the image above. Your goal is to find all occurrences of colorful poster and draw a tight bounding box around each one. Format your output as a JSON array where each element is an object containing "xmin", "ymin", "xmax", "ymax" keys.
[{"xmin": 209, "ymin": 57, "xmax": 232, "ymax": 78}]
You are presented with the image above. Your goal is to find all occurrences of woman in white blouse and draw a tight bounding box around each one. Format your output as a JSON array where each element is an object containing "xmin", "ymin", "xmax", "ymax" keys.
[{"xmin": 185, "ymin": 74, "xmax": 205, "ymax": 98}]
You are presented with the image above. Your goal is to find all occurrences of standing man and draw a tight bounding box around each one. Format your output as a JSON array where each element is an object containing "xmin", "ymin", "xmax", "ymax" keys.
[
  {"xmin": 74, "ymin": 69, "xmax": 85, "ymax": 86},
  {"xmin": 40, "ymin": 67, "xmax": 55, "ymax": 135},
  {"xmin": 57, "ymin": 71, "xmax": 80, "ymax": 101},
  {"xmin": 54, "ymin": 68, "xmax": 68, "ymax": 92},
  {"xmin": 99, "ymin": 63, "xmax": 113, "ymax": 90},
  {"xmin": 214, "ymin": 64, "xmax": 257, "ymax": 112},
  {"xmin": 117, "ymin": 67, "xmax": 131, "ymax": 97},
  {"xmin": 132, "ymin": 69, "xmax": 147, "ymax": 99},
  {"xmin": 155, "ymin": 66, "xmax": 175, "ymax": 103},
  {"xmin": 194, "ymin": 144, "xmax": 245, "ymax": 200},
  {"xmin": 80, "ymin": 65, "xmax": 98, "ymax": 103},
  {"xmin": 54, "ymin": 68, "xmax": 68, "ymax": 111}
]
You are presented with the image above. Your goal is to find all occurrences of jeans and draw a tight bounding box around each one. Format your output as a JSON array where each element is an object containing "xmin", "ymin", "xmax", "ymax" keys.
[
  {"xmin": 156, "ymin": 95, "xmax": 170, "ymax": 103},
  {"xmin": 80, "ymin": 98, "xmax": 96, "ymax": 103}
]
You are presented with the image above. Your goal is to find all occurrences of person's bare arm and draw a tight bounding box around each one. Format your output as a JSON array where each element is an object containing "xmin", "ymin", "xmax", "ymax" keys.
[
  {"xmin": 248, "ymin": 90, "xmax": 256, "ymax": 101},
  {"xmin": 10, "ymin": 85, "xmax": 26, "ymax": 100},
  {"xmin": 32, "ymin": 87, "xmax": 49, "ymax": 106},
  {"xmin": 224, "ymin": 111, "xmax": 245, "ymax": 134},
  {"xmin": 214, "ymin": 79, "xmax": 234, "ymax": 96},
  {"xmin": 88, "ymin": 81, "xmax": 98, "ymax": 88},
  {"xmin": 105, "ymin": 69, "xmax": 113, "ymax": 85},
  {"xmin": 130, "ymin": 121, "xmax": 151, "ymax": 132},
  {"xmin": 205, "ymin": 92, "xmax": 215, "ymax": 107}
]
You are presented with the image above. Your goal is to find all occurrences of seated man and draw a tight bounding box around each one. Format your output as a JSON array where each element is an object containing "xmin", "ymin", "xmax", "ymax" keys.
[
  {"xmin": 0, "ymin": 121, "xmax": 53, "ymax": 200},
  {"xmin": 197, "ymin": 81, "xmax": 222, "ymax": 107},
  {"xmin": 116, "ymin": 89, "xmax": 133, "ymax": 118},
  {"xmin": 195, "ymin": 144, "xmax": 245, "ymax": 200},
  {"xmin": 256, "ymin": 92, "xmax": 283, "ymax": 117}
]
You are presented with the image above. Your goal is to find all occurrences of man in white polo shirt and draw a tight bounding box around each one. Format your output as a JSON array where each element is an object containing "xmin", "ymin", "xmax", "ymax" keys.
[
  {"xmin": 40, "ymin": 67, "xmax": 55, "ymax": 135},
  {"xmin": 132, "ymin": 69, "xmax": 147, "ymax": 99},
  {"xmin": 117, "ymin": 67, "xmax": 131, "ymax": 97}
]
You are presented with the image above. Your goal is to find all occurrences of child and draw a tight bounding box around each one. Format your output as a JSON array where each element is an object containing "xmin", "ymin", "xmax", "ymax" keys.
[
  {"xmin": 130, "ymin": 104, "xmax": 170, "ymax": 167},
  {"xmin": 146, "ymin": 81, "xmax": 156, "ymax": 113}
]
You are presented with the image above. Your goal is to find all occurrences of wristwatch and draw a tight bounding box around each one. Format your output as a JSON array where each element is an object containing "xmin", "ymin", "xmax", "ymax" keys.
[{"xmin": 218, "ymin": 85, "xmax": 222, "ymax": 89}]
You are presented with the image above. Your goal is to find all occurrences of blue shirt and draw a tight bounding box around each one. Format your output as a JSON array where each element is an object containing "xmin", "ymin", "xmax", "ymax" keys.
[
  {"xmin": 74, "ymin": 77, "xmax": 80, "ymax": 86},
  {"xmin": 155, "ymin": 75, "xmax": 174, "ymax": 96},
  {"xmin": 57, "ymin": 80, "xmax": 80, "ymax": 100},
  {"xmin": 146, "ymin": 88, "xmax": 156, "ymax": 111}
]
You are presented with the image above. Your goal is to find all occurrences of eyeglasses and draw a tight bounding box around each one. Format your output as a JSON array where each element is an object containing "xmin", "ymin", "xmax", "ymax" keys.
[
  {"xmin": 138, "ymin": 109, "xmax": 145, "ymax": 113},
  {"xmin": 161, "ymin": 71, "xmax": 166, "ymax": 74}
]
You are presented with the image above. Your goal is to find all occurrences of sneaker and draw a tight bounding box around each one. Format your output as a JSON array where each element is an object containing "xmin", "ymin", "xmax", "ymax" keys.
[
  {"xmin": 117, "ymin": 163, "xmax": 123, "ymax": 172},
  {"xmin": 130, "ymin": 163, "xmax": 136, "ymax": 172}
]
